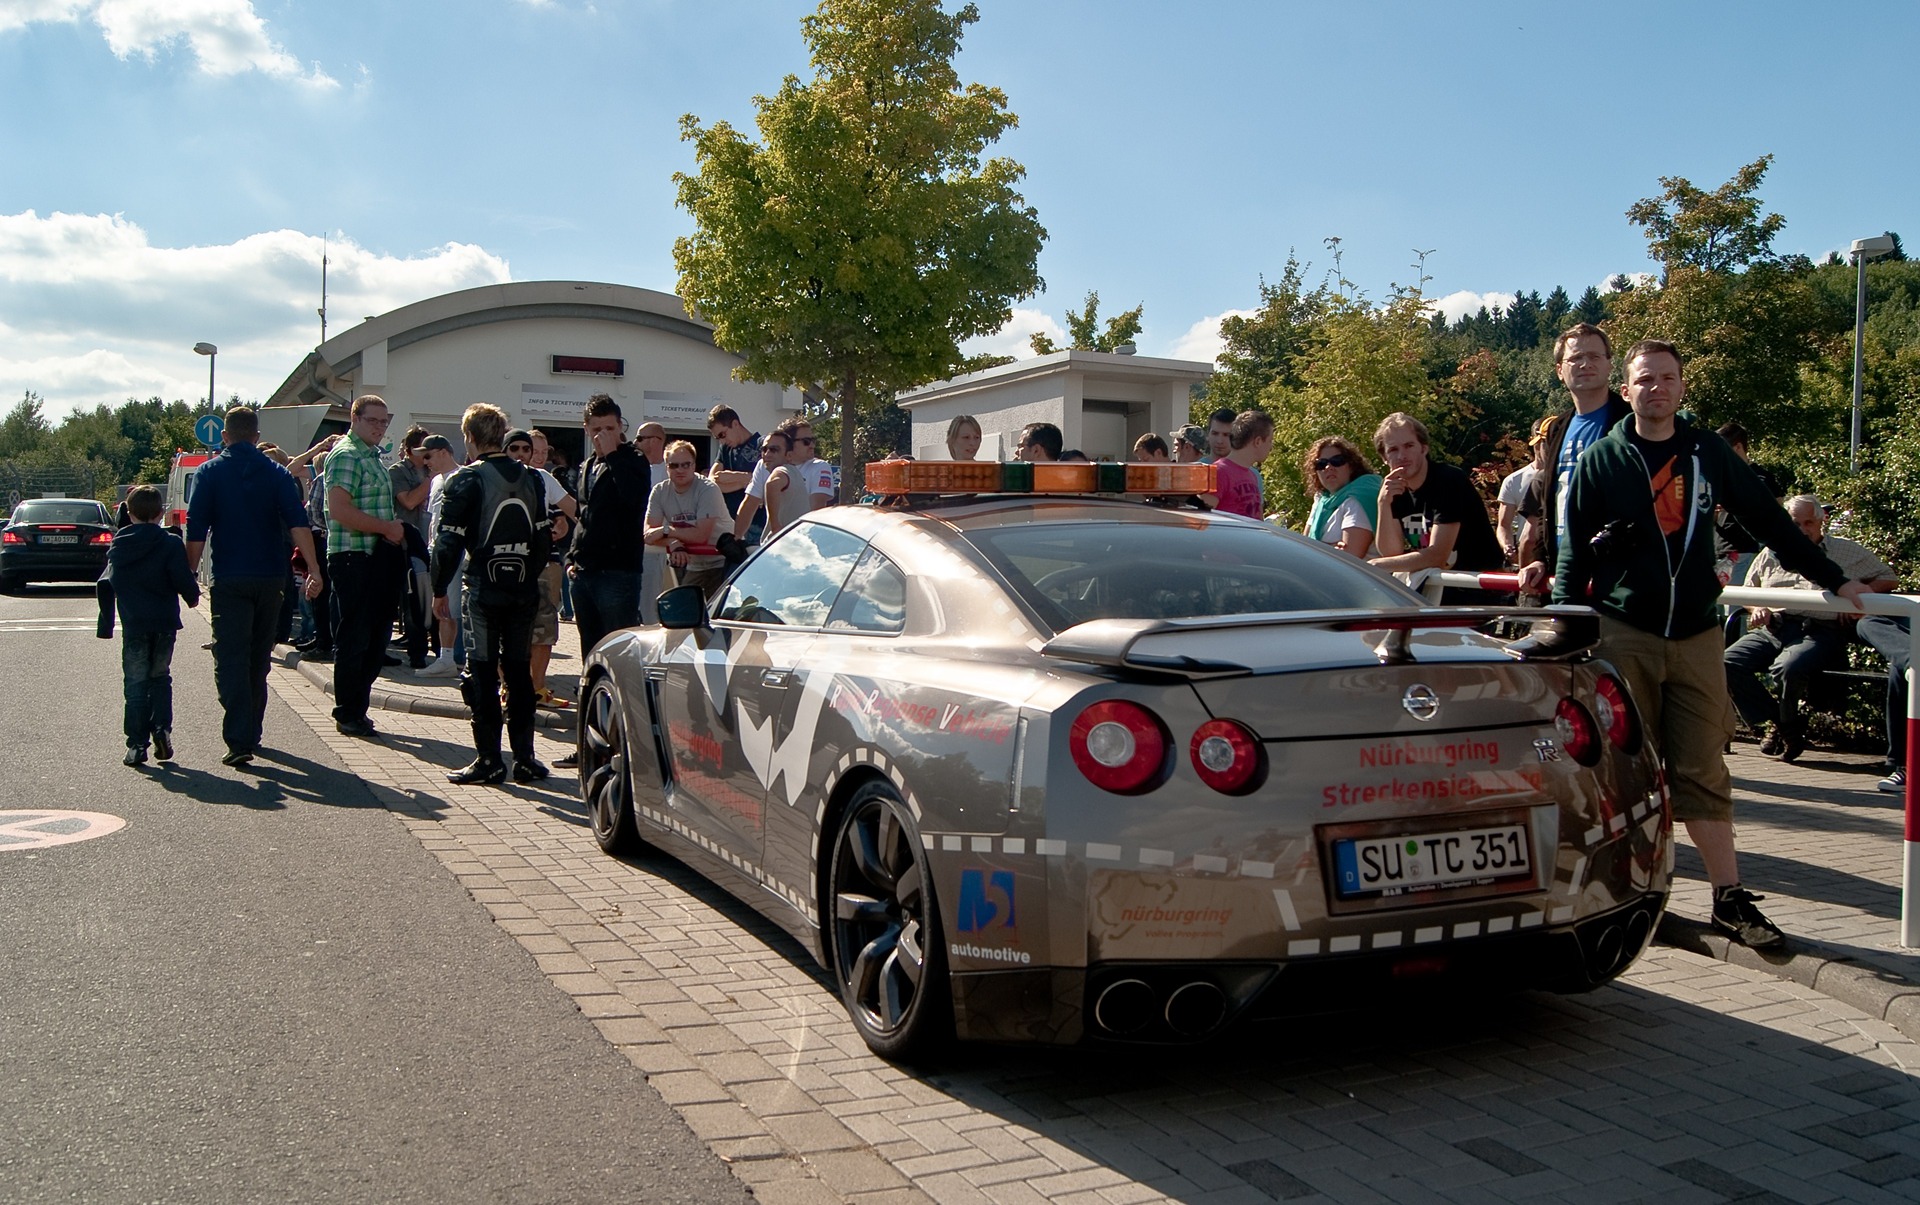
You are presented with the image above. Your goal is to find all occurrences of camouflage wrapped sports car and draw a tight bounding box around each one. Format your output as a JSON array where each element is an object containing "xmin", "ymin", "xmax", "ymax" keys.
[{"xmin": 577, "ymin": 488, "xmax": 1670, "ymax": 1058}]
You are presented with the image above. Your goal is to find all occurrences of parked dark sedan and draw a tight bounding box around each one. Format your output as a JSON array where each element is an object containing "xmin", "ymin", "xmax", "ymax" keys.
[
  {"xmin": 577, "ymin": 482, "xmax": 1670, "ymax": 1059},
  {"xmin": 0, "ymin": 498, "xmax": 115, "ymax": 591}
]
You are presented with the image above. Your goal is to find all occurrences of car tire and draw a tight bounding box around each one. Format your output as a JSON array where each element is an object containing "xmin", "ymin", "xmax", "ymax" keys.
[
  {"xmin": 827, "ymin": 780, "xmax": 952, "ymax": 1062},
  {"xmin": 581, "ymin": 677, "xmax": 643, "ymax": 855},
  {"xmin": 0, "ymin": 574, "xmax": 19, "ymax": 594}
]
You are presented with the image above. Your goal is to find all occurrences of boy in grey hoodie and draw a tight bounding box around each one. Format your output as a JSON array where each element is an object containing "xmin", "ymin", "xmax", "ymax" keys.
[{"xmin": 97, "ymin": 486, "xmax": 200, "ymax": 766}]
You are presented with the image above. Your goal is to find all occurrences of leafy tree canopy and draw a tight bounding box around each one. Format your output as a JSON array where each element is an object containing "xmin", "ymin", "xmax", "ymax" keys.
[
  {"xmin": 1626, "ymin": 154, "xmax": 1785, "ymax": 279},
  {"xmin": 1028, "ymin": 290, "xmax": 1144, "ymax": 355},
  {"xmin": 673, "ymin": 0, "xmax": 1046, "ymax": 497}
]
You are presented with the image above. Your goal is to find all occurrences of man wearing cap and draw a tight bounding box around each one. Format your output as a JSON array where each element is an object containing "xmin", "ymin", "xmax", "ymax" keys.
[
  {"xmin": 1172, "ymin": 425, "xmax": 1208, "ymax": 464},
  {"xmin": 1518, "ymin": 323, "xmax": 1633, "ymax": 595}
]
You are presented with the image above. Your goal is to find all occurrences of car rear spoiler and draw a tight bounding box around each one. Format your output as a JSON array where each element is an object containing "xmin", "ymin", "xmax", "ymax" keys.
[{"xmin": 1040, "ymin": 605, "xmax": 1601, "ymax": 676}]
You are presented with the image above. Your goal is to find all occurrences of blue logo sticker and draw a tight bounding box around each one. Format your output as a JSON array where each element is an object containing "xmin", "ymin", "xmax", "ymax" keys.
[{"xmin": 956, "ymin": 868, "xmax": 1015, "ymax": 933}]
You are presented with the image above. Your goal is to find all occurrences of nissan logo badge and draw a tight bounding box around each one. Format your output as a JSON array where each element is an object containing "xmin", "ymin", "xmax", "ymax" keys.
[{"xmin": 1402, "ymin": 684, "xmax": 1440, "ymax": 722}]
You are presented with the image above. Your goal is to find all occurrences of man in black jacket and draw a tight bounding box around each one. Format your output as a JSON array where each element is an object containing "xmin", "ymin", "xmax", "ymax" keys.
[
  {"xmin": 566, "ymin": 394, "xmax": 652, "ymax": 660},
  {"xmin": 1519, "ymin": 323, "xmax": 1632, "ymax": 597},
  {"xmin": 1556, "ymin": 340, "xmax": 1870, "ymax": 949},
  {"xmin": 432, "ymin": 403, "xmax": 552, "ymax": 786}
]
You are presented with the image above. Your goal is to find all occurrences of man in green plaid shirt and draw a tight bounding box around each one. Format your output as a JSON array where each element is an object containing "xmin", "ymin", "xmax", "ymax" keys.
[{"xmin": 325, "ymin": 394, "xmax": 406, "ymax": 737}]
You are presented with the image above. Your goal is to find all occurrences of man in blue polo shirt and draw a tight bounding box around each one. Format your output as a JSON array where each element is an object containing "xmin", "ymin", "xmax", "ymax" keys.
[{"xmin": 185, "ymin": 407, "xmax": 322, "ymax": 767}]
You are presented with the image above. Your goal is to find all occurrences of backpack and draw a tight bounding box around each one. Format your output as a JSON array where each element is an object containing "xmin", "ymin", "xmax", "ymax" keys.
[{"xmin": 470, "ymin": 458, "xmax": 546, "ymax": 589}]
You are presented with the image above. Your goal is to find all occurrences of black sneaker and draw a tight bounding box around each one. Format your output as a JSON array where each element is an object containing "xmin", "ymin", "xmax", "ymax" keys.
[
  {"xmin": 512, "ymin": 756, "xmax": 550, "ymax": 783},
  {"xmin": 1879, "ymin": 767, "xmax": 1907, "ymax": 794},
  {"xmin": 1779, "ymin": 732, "xmax": 1805, "ymax": 764},
  {"xmin": 221, "ymin": 748, "xmax": 254, "ymax": 768},
  {"xmin": 304, "ymin": 648, "xmax": 333, "ymax": 663},
  {"xmin": 124, "ymin": 745, "xmax": 148, "ymax": 767},
  {"xmin": 554, "ymin": 751, "xmax": 579, "ymax": 770},
  {"xmin": 152, "ymin": 729, "xmax": 174, "ymax": 762},
  {"xmin": 336, "ymin": 717, "xmax": 378, "ymax": 739},
  {"xmin": 1711, "ymin": 884, "xmax": 1785, "ymax": 949},
  {"xmin": 448, "ymin": 758, "xmax": 507, "ymax": 785},
  {"xmin": 1758, "ymin": 724, "xmax": 1784, "ymax": 757}
]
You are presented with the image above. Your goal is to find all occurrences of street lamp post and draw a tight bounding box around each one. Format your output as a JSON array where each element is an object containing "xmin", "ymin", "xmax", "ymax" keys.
[
  {"xmin": 193, "ymin": 341, "xmax": 218, "ymax": 414},
  {"xmin": 1849, "ymin": 236, "xmax": 1896, "ymax": 473}
]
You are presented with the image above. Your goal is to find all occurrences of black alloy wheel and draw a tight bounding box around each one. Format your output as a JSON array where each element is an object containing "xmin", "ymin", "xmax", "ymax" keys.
[
  {"xmin": 581, "ymin": 677, "xmax": 641, "ymax": 854},
  {"xmin": 828, "ymin": 781, "xmax": 950, "ymax": 1060}
]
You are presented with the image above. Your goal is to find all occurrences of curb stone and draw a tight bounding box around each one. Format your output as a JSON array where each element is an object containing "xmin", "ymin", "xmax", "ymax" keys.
[
  {"xmin": 1657, "ymin": 912, "xmax": 1920, "ymax": 1044},
  {"xmin": 290, "ymin": 652, "xmax": 576, "ymax": 733}
]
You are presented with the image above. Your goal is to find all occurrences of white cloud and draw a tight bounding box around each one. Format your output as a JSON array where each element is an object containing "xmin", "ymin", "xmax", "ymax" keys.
[
  {"xmin": 1428, "ymin": 289, "xmax": 1519, "ymax": 324},
  {"xmin": 1, "ymin": 0, "xmax": 336, "ymax": 87},
  {"xmin": 1600, "ymin": 271, "xmax": 1656, "ymax": 293},
  {"xmin": 0, "ymin": 210, "xmax": 510, "ymax": 417},
  {"xmin": 1159, "ymin": 308, "xmax": 1255, "ymax": 367},
  {"xmin": 960, "ymin": 306, "xmax": 1065, "ymax": 362}
]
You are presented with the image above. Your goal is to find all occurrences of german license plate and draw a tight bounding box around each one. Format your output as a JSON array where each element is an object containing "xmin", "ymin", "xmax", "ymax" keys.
[
  {"xmin": 40, "ymin": 533, "xmax": 77, "ymax": 544},
  {"xmin": 1334, "ymin": 824, "xmax": 1530, "ymax": 898}
]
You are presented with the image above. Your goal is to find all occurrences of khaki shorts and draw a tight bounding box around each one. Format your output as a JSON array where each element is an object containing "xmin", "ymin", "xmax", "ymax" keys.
[
  {"xmin": 530, "ymin": 561, "xmax": 563, "ymax": 646},
  {"xmin": 1597, "ymin": 616, "xmax": 1735, "ymax": 823}
]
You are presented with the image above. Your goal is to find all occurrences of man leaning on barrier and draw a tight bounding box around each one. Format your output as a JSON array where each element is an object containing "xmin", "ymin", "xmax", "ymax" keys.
[{"xmin": 1556, "ymin": 339, "xmax": 1871, "ymax": 950}]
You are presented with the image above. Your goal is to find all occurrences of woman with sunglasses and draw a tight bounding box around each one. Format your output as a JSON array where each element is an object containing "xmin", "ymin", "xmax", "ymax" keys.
[{"xmin": 1300, "ymin": 437, "xmax": 1381, "ymax": 558}]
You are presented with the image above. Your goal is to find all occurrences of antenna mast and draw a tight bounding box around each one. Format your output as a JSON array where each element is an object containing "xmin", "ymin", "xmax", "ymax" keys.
[{"xmin": 318, "ymin": 234, "xmax": 329, "ymax": 345}]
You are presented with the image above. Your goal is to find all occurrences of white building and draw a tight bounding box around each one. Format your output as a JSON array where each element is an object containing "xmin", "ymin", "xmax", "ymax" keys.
[
  {"xmin": 264, "ymin": 280, "xmax": 802, "ymax": 467},
  {"xmin": 895, "ymin": 349, "xmax": 1213, "ymax": 461}
]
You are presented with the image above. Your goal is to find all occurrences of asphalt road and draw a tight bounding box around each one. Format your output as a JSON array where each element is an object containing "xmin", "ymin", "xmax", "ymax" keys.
[{"xmin": 0, "ymin": 585, "xmax": 750, "ymax": 1205}]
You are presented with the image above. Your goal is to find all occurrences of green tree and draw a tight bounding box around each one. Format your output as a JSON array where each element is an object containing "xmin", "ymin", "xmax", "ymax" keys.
[
  {"xmin": 672, "ymin": 0, "xmax": 1046, "ymax": 498},
  {"xmin": 1571, "ymin": 285, "xmax": 1608, "ymax": 325},
  {"xmin": 1, "ymin": 393, "xmax": 51, "ymax": 454},
  {"xmin": 1203, "ymin": 256, "xmax": 1331, "ymax": 416},
  {"xmin": 1625, "ymin": 154, "xmax": 1786, "ymax": 281},
  {"xmin": 1027, "ymin": 290, "xmax": 1144, "ymax": 354}
]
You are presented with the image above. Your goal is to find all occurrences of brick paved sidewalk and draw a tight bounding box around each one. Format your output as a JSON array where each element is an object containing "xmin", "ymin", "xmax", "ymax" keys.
[{"xmin": 1663, "ymin": 743, "xmax": 1920, "ymax": 1039}]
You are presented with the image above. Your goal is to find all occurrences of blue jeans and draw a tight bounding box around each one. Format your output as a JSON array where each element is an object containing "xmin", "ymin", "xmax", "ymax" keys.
[
  {"xmin": 1859, "ymin": 615, "xmax": 1912, "ymax": 764},
  {"xmin": 122, "ymin": 630, "xmax": 177, "ymax": 747},
  {"xmin": 1724, "ymin": 618, "xmax": 1852, "ymax": 743},
  {"xmin": 572, "ymin": 568, "xmax": 641, "ymax": 658},
  {"xmin": 211, "ymin": 576, "xmax": 286, "ymax": 755}
]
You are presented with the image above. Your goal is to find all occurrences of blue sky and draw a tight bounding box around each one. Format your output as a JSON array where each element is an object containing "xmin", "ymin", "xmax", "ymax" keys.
[{"xmin": 3, "ymin": 0, "xmax": 1915, "ymax": 419}]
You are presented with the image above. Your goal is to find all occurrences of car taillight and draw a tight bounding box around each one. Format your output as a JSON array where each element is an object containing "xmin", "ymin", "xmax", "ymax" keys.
[
  {"xmin": 1593, "ymin": 674, "xmax": 1640, "ymax": 752},
  {"xmin": 1069, "ymin": 700, "xmax": 1169, "ymax": 794},
  {"xmin": 1190, "ymin": 718, "xmax": 1264, "ymax": 794},
  {"xmin": 89, "ymin": 531, "xmax": 113, "ymax": 545},
  {"xmin": 1, "ymin": 531, "xmax": 22, "ymax": 545},
  {"xmin": 1554, "ymin": 698, "xmax": 1601, "ymax": 766}
]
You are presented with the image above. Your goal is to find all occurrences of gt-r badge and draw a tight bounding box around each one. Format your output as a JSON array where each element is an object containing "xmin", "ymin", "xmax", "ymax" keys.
[
  {"xmin": 1533, "ymin": 738, "xmax": 1561, "ymax": 762},
  {"xmin": 1401, "ymin": 684, "xmax": 1440, "ymax": 722}
]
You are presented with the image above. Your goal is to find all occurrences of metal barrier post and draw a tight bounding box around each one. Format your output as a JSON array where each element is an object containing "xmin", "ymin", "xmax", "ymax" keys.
[{"xmin": 1905, "ymin": 617, "xmax": 1919, "ymax": 949}]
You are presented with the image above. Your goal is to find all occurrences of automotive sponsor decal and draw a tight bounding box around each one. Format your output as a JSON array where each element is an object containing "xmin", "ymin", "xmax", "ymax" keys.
[
  {"xmin": 828, "ymin": 686, "xmax": 1013, "ymax": 745},
  {"xmin": 1324, "ymin": 738, "xmax": 1543, "ymax": 807},
  {"xmin": 948, "ymin": 941, "xmax": 1031, "ymax": 964},
  {"xmin": 956, "ymin": 867, "xmax": 1016, "ymax": 933},
  {"xmin": 668, "ymin": 721, "xmax": 724, "ymax": 774}
]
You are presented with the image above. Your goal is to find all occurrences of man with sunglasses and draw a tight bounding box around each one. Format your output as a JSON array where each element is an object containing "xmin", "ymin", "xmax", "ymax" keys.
[
  {"xmin": 706, "ymin": 405, "xmax": 765, "ymax": 545},
  {"xmin": 777, "ymin": 418, "xmax": 837, "ymax": 508}
]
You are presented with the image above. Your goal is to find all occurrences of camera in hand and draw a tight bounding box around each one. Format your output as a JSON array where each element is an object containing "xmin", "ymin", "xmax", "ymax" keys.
[{"xmin": 1589, "ymin": 517, "xmax": 1644, "ymax": 561}]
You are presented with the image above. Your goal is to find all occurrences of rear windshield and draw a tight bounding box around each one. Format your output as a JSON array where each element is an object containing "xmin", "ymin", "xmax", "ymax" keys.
[
  {"xmin": 963, "ymin": 520, "xmax": 1418, "ymax": 632},
  {"xmin": 12, "ymin": 500, "xmax": 109, "ymax": 525}
]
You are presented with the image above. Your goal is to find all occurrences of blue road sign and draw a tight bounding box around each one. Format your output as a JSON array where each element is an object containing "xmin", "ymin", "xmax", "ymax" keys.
[{"xmin": 194, "ymin": 412, "xmax": 224, "ymax": 447}]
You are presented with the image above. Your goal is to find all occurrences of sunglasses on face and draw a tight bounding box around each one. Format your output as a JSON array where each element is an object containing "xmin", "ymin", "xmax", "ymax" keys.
[
  {"xmin": 792, "ymin": 436, "xmax": 815, "ymax": 445},
  {"xmin": 1313, "ymin": 454, "xmax": 1350, "ymax": 471}
]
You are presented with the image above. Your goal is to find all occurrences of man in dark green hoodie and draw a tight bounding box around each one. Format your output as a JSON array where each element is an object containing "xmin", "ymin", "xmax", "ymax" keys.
[{"xmin": 1556, "ymin": 339, "xmax": 1871, "ymax": 949}]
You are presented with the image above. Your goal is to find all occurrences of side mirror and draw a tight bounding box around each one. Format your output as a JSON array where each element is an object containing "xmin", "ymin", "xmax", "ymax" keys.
[{"xmin": 657, "ymin": 585, "xmax": 710, "ymax": 630}]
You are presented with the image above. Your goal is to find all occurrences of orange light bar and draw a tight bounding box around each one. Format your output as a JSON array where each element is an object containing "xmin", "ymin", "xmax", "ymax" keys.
[{"xmin": 863, "ymin": 460, "xmax": 1215, "ymax": 496}]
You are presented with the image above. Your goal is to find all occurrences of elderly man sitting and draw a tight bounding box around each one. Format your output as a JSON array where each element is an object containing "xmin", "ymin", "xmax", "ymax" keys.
[{"xmin": 1724, "ymin": 494, "xmax": 1898, "ymax": 762}]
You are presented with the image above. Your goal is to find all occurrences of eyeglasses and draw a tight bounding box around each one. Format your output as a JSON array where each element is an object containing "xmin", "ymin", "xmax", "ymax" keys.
[
  {"xmin": 667, "ymin": 460, "xmax": 694, "ymax": 470},
  {"xmin": 1313, "ymin": 454, "xmax": 1350, "ymax": 471},
  {"xmin": 793, "ymin": 436, "xmax": 815, "ymax": 445}
]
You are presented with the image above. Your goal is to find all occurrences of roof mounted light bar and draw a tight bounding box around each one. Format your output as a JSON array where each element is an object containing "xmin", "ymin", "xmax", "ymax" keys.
[{"xmin": 864, "ymin": 459, "xmax": 1216, "ymax": 496}]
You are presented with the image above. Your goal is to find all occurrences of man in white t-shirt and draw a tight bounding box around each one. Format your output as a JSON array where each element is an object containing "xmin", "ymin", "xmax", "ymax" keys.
[
  {"xmin": 645, "ymin": 439, "xmax": 731, "ymax": 597},
  {"xmin": 633, "ymin": 422, "xmax": 669, "ymax": 623},
  {"xmin": 1495, "ymin": 461, "xmax": 1538, "ymax": 565},
  {"xmin": 781, "ymin": 418, "xmax": 837, "ymax": 508}
]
